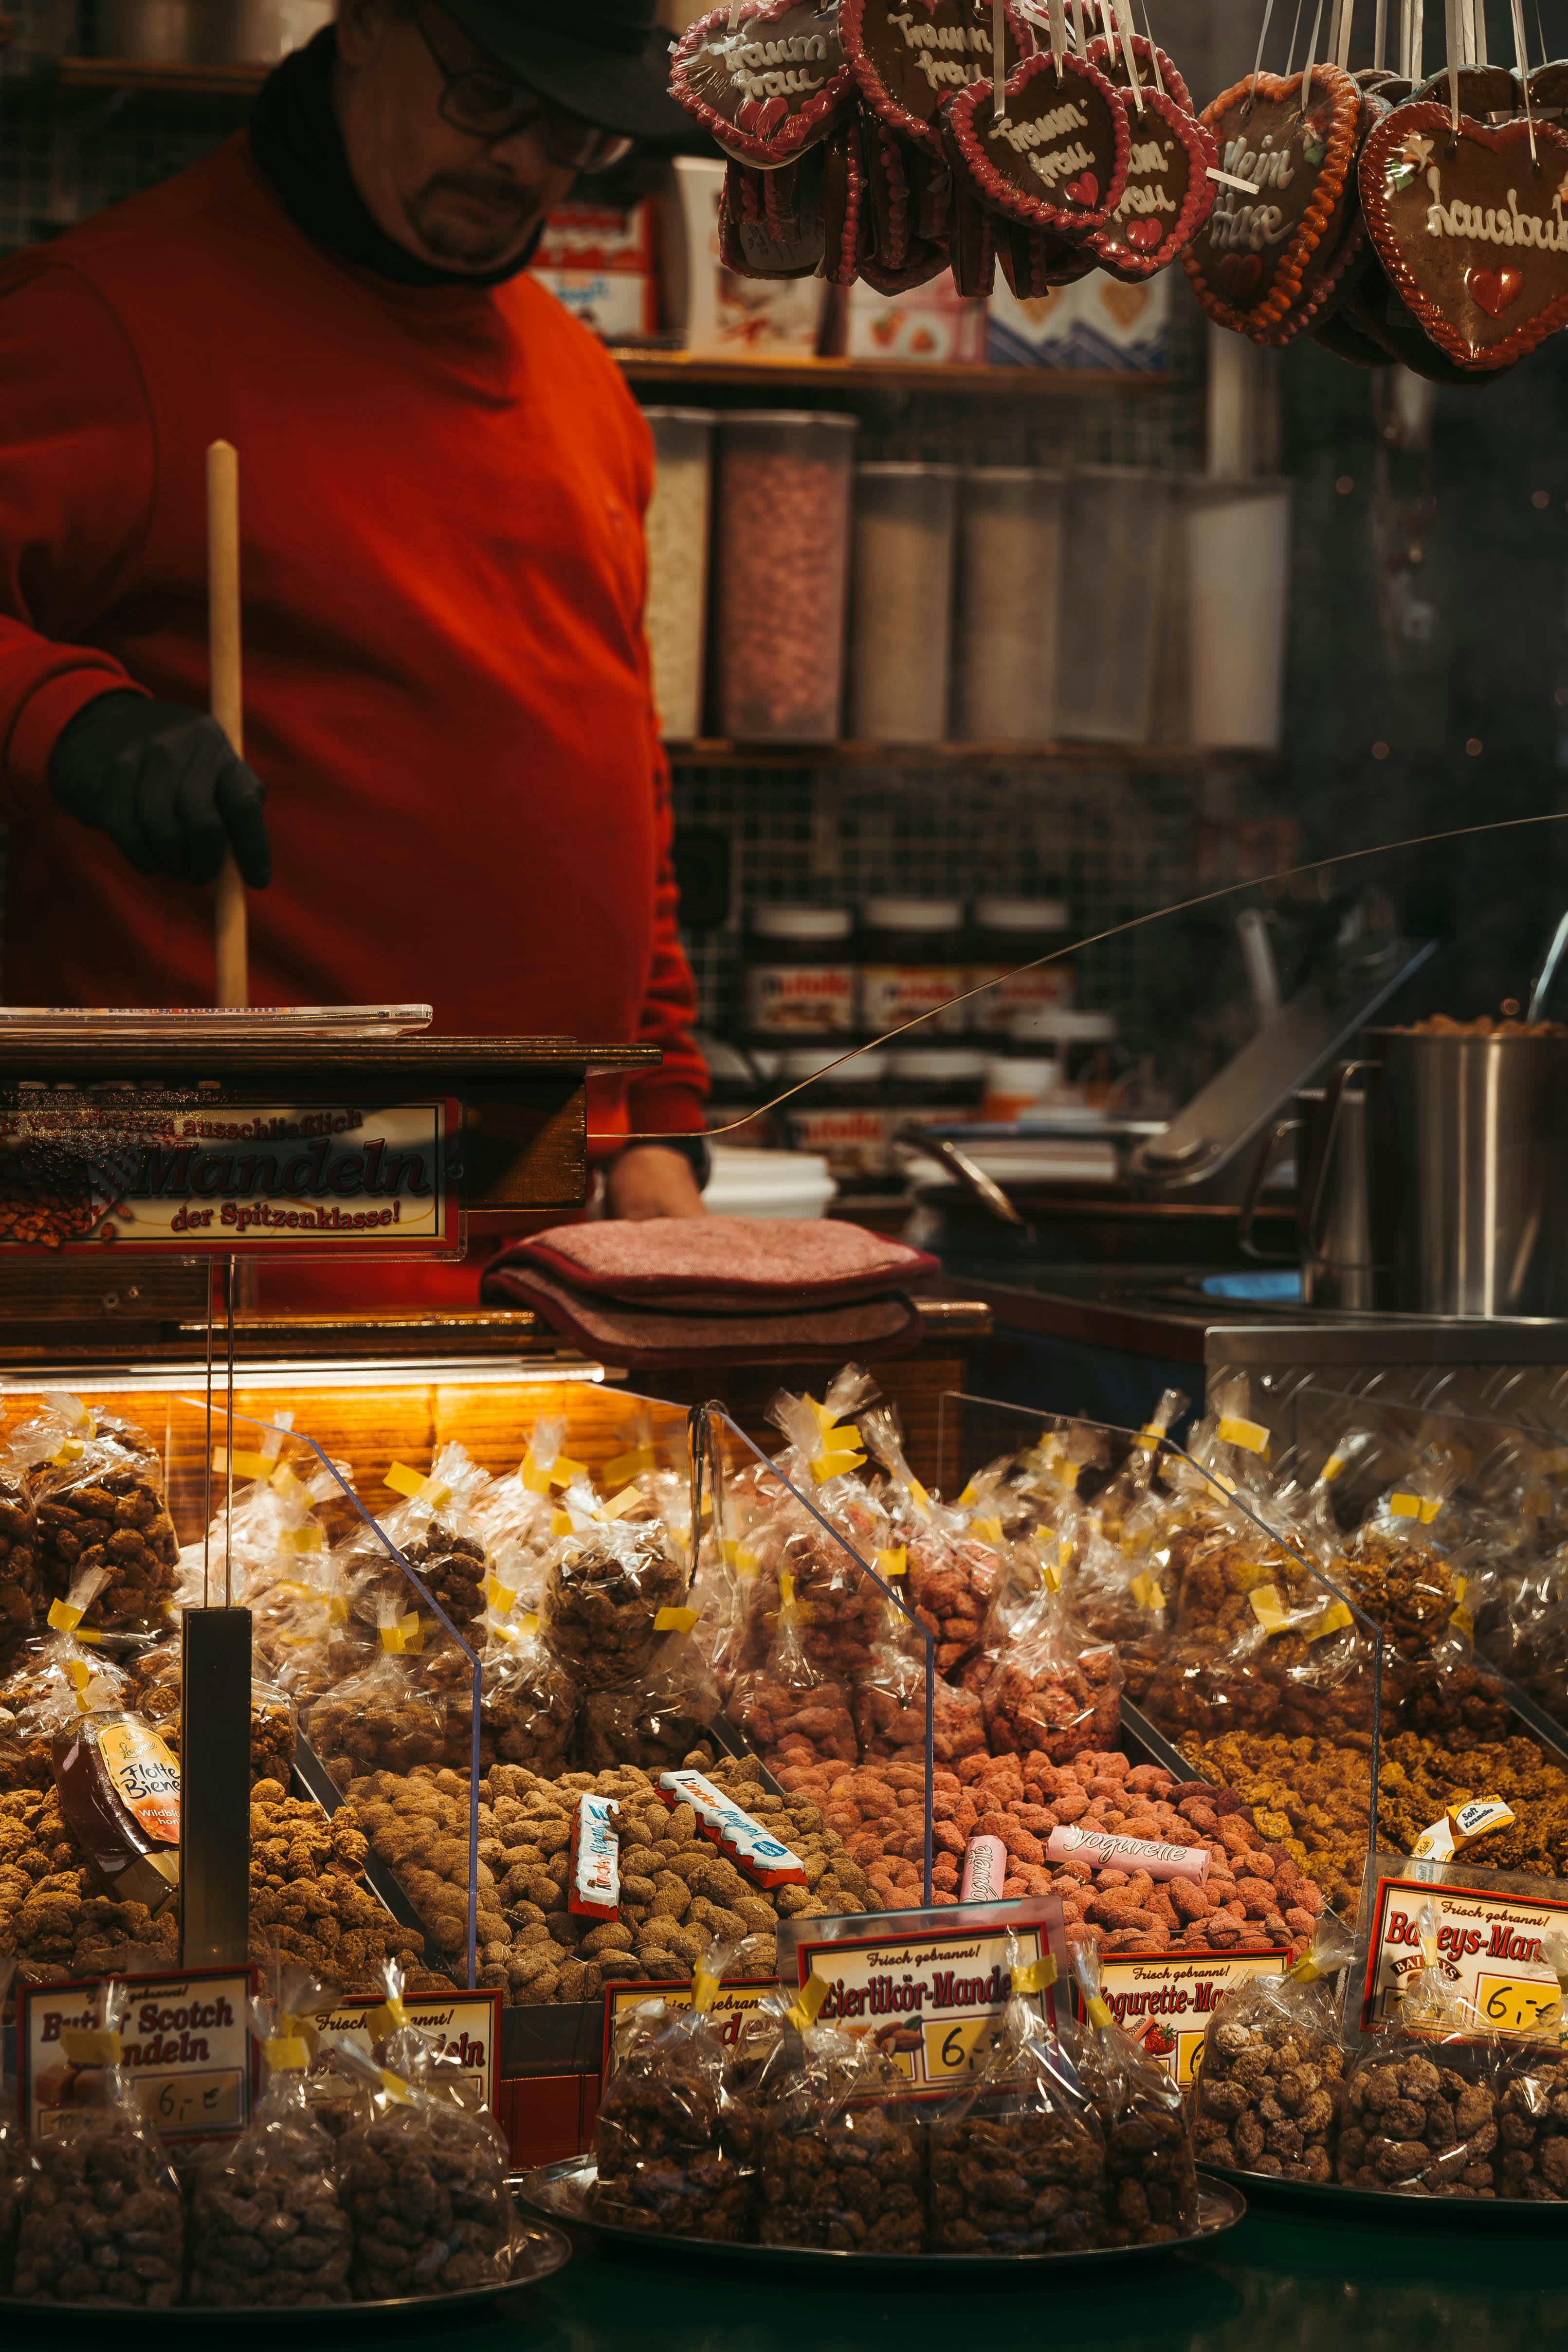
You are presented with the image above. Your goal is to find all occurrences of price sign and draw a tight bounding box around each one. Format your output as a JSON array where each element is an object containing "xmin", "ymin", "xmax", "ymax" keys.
[
  {"xmin": 776, "ymin": 1897, "xmax": 1069, "ymax": 2093},
  {"xmin": 1096, "ymin": 1948, "xmax": 1292, "ymax": 2085},
  {"xmin": 1362, "ymin": 1875, "xmax": 1568, "ymax": 2039},
  {"xmin": 21, "ymin": 1966, "xmax": 255, "ymax": 2146},
  {"xmin": 322, "ymin": 1990, "xmax": 502, "ymax": 2111},
  {"xmin": 601, "ymin": 1979, "xmax": 781, "ymax": 2086}
]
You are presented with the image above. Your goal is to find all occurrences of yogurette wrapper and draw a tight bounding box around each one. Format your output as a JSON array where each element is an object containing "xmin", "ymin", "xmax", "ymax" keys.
[
  {"xmin": 570, "ymin": 1792, "xmax": 622, "ymax": 1920},
  {"xmin": 656, "ymin": 1767, "xmax": 807, "ymax": 1889},
  {"xmin": 959, "ymin": 1832, "xmax": 1008, "ymax": 1903},
  {"xmin": 1046, "ymin": 1824, "xmax": 1210, "ymax": 1887}
]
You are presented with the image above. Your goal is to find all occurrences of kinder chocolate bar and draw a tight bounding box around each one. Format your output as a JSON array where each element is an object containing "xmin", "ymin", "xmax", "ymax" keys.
[
  {"xmin": 656, "ymin": 1768, "xmax": 807, "ymax": 1888},
  {"xmin": 570, "ymin": 1792, "xmax": 621, "ymax": 1919},
  {"xmin": 1046, "ymin": 1824, "xmax": 1209, "ymax": 1886},
  {"xmin": 959, "ymin": 1833, "xmax": 1008, "ymax": 1903}
]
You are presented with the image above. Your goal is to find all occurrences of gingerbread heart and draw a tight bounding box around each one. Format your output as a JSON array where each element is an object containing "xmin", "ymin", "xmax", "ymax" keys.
[
  {"xmin": 841, "ymin": 0, "xmax": 1029, "ymax": 156},
  {"xmin": 1085, "ymin": 30, "xmax": 1196, "ymax": 121},
  {"xmin": 1248, "ymin": 90, "xmax": 1390, "ymax": 349},
  {"xmin": 1341, "ymin": 259, "xmax": 1513, "ymax": 384},
  {"xmin": 719, "ymin": 155, "xmax": 828, "ymax": 276},
  {"xmin": 1085, "ymin": 83, "xmax": 1217, "ymax": 281},
  {"xmin": 1358, "ymin": 103, "xmax": 1568, "ymax": 369},
  {"xmin": 945, "ymin": 49, "xmax": 1129, "ymax": 232},
  {"xmin": 821, "ymin": 110, "xmax": 870, "ymax": 283},
  {"xmin": 1184, "ymin": 64, "xmax": 1361, "ymax": 333},
  {"xmin": 996, "ymin": 217, "xmax": 1094, "ymax": 297},
  {"xmin": 671, "ymin": 2, "xmax": 856, "ymax": 166},
  {"xmin": 863, "ymin": 114, "xmax": 919, "ymax": 267}
]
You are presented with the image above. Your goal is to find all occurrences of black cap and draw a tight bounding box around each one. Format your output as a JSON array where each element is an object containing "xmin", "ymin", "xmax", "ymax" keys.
[{"xmin": 437, "ymin": 0, "xmax": 692, "ymax": 142}]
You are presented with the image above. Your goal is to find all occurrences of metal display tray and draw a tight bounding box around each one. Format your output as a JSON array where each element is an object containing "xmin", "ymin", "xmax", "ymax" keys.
[
  {"xmin": 517, "ymin": 2157, "xmax": 1245, "ymax": 2274},
  {"xmin": 0, "ymin": 2218, "xmax": 573, "ymax": 2322},
  {"xmin": 1201, "ymin": 2163, "xmax": 1566, "ymax": 2229}
]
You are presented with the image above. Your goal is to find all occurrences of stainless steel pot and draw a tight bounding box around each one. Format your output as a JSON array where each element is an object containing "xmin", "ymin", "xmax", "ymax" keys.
[
  {"xmin": 1240, "ymin": 1068, "xmax": 1376, "ymax": 1310},
  {"xmin": 1363, "ymin": 1025, "xmax": 1568, "ymax": 1316}
]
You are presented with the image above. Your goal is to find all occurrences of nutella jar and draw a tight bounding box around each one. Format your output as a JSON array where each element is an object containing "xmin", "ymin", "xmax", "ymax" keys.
[
  {"xmin": 967, "ymin": 898, "xmax": 1075, "ymax": 1037},
  {"xmin": 783, "ymin": 1048, "xmax": 894, "ymax": 1185},
  {"xmin": 745, "ymin": 906, "xmax": 856, "ymax": 1038},
  {"xmin": 858, "ymin": 899, "xmax": 966, "ymax": 1039},
  {"xmin": 887, "ymin": 1048, "xmax": 987, "ymax": 1131}
]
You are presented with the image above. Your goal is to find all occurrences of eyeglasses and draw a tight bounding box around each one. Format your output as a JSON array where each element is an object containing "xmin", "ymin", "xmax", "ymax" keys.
[{"xmin": 411, "ymin": 1, "xmax": 635, "ymax": 167}]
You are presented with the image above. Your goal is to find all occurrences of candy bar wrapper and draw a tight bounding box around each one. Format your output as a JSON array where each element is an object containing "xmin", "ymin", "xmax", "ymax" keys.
[
  {"xmin": 657, "ymin": 1767, "xmax": 807, "ymax": 1889},
  {"xmin": 1046, "ymin": 1824, "xmax": 1210, "ymax": 1887},
  {"xmin": 959, "ymin": 1833, "xmax": 1008, "ymax": 1903},
  {"xmin": 570, "ymin": 1792, "xmax": 622, "ymax": 1920}
]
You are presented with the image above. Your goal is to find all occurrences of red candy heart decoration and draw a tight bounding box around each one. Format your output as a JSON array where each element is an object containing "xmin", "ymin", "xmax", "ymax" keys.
[
  {"xmin": 671, "ymin": 1, "xmax": 855, "ymax": 166},
  {"xmin": 1466, "ymin": 265, "xmax": 1525, "ymax": 317},
  {"xmin": 1085, "ymin": 83, "xmax": 1217, "ymax": 282},
  {"xmin": 1357, "ymin": 102, "xmax": 1568, "ymax": 369},
  {"xmin": 1185, "ymin": 65, "xmax": 1361, "ymax": 333},
  {"xmin": 945, "ymin": 48, "xmax": 1130, "ymax": 233},
  {"xmin": 842, "ymin": 0, "xmax": 1029, "ymax": 156}
]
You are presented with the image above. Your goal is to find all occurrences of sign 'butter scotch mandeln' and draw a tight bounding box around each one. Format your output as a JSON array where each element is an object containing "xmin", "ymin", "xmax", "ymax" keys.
[{"xmin": 22, "ymin": 1968, "xmax": 254, "ymax": 2144}]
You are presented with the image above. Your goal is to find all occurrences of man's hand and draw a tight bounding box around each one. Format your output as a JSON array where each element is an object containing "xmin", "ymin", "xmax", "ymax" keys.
[
  {"xmin": 604, "ymin": 1144, "xmax": 707, "ymax": 1221},
  {"xmin": 48, "ymin": 691, "xmax": 271, "ymax": 887}
]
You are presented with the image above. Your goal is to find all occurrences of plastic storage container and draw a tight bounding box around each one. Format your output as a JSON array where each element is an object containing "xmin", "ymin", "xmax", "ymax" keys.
[
  {"xmin": 1185, "ymin": 478, "xmax": 1292, "ymax": 752},
  {"xmin": 642, "ymin": 406, "xmax": 717, "ymax": 742},
  {"xmin": 967, "ymin": 897, "xmax": 1074, "ymax": 1037},
  {"xmin": 704, "ymin": 1146, "xmax": 837, "ymax": 1218},
  {"xmin": 847, "ymin": 463, "xmax": 959, "ymax": 743},
  {"xmin": 710, "ymin": 410, "xmax": 858, "ymax": 742},
  {"xmin": 743, "ymin": 906, "xmax": 856, "ymax": 1038},
  {"xmin": 781, "ymin": 1047, "xmax": 895, "ymax": 1187},
  {"xmin": 952, "ymin": 469, "xmax": 1064, "ymax": 743},
  {"xmin": 858, "ymin": 899, "xmax": 967, "ymax": 1039},
  {"xmin": 1012, "ymin": 1008, "xmax": 1118, "ymax": 1102},
  {"xmin": 1055, "ymin": 469, "xmax": 1177, "ymax": 744}
]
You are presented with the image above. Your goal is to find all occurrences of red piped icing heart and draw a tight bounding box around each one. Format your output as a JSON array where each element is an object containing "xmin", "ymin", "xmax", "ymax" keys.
[
  {"xmin": 945, "ymin": 49, "xmax": 1130, "ymax": 233},
  {"xmin": 821, "ymin": 110, "xmax": 869, "ymax": 282},
  {"xmin": 671, "ymin": 2, "xmax": 855, "ymax": 165},
  {"xmin": 1248, "ymin": 89, "xmax": 1391, "ymax": 348},
  {"xmin": 1085, "ymin": 82, "xmax": 1217, "ymax": 281},
  {"xmin": 841, "ymin": 0, "xmax": 1031, "ymax": 157},
  {"xmin": 718, "ymin": 156, "xmax": 828, "ymax": 275},
  {"xmin": 1085, "ymin": 30, "xmax": 1196, "ymax": 120},
  {"xmin": 1184, "ymin": 64, "xmax": 1361, "ymax": 333},
  {"xmin": 1357, "ymin": 101, "xmax": 1568, "ymax": 369}
]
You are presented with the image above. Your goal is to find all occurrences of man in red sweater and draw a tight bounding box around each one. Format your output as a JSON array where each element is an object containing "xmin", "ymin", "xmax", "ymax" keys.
[{"xmin": 0, "ymin": 0, "xmax": 709, "ymax": 1258}]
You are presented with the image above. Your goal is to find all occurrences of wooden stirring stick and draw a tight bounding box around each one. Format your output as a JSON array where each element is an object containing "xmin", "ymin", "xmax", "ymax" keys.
[{"xmin": 207, "ymin": 438, "xmax": 248, "ymax": 1008}]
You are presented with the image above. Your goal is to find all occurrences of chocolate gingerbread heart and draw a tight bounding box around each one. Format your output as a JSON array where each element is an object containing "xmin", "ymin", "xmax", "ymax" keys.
[
  {"xmin": 821, "ymin": 110, "xmax": 870, "ymax": 282},
  {"xmin": 1342, "ymin": 257, "xmax": 1513, "ymax": 384},
  {"xmin": 1411, "ymin": 64, "xmax": 1521, "ymax": 117},
  {"xmin": 1528, "ymin": 60, "xmax": 1568, "ymax": 117},
  {"xmin": 1085, "ymin": 30, "xmax": 1196, "ymax": 121},
  {"xmin": 997, "ymin": 217, "xmax": 1094, "ymax": 296},
  {"xmin": 1085, "ymin": 84, "xmax": 1216, "ymax": 280},
  {"xmin": 719, "ymin": 154, "xmax": 828, "ymax": 276},
  {"xmin": 672, "ymin": 2, "xmax": 855, "ymax": 165},
  {"xmin": 863, "ymin": 113, "xmax": 919, "ymax": 266},
  {"xmin": 945, "ymin": 49, "xmax": 1129, "ymax": 232},
  {"xmin": 842, "ymin": 0, "xmax": 1030, "ymax": 156},
  {"xmin": 1358, "ymin": 103, "xmax": 1568, "ymax": 369},
  {"xmin": 1184, "ymin": 64, "xmax": 1361, "ymax": 333},
  {"xmin": 1247, "ymin": 90, "xmax": 1390, "ymax": 348}
]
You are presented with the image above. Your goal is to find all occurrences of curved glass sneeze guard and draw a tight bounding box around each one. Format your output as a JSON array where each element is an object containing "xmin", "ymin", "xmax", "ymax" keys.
[
  {"xmin": 936, "ymin": 1390, "xmax": 1387, "ymax": 1995},
  {"xmin": 690, "ymin": 1404, "xmax": 936, "ymax": 1908}
]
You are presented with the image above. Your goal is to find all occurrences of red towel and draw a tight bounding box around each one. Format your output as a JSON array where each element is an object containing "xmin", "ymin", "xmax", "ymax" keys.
[{"xmin": 484, "ymin": 1263, "xmax": 923, "ymax": 1367}]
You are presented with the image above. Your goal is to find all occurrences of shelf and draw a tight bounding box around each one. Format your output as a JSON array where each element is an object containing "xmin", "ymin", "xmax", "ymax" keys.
[
  {"xmin": 55, "ymin": 55, "xmax": 266, "ymax": 94},
  {"xmin": 612, "ymin": 350, "xmax": 1174, "ymax": 398},
  {"xmin": 665, "ymin": 739, "xmax": 1255, "ymax": 771}
]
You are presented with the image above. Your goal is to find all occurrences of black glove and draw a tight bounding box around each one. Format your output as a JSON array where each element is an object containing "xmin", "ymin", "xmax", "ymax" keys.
[{"xmin": 48, "ymin": 692, "xmax": 271, "ymax": 888}]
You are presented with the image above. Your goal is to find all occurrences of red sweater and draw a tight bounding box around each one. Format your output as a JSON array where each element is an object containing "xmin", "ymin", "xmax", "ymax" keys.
[{"xmin": 0, "ymin": 134, "xmax": 706, "ymax": 1151}]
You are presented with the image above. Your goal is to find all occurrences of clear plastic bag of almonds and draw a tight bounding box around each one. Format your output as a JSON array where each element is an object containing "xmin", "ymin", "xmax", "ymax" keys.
[
  {"xmin": 0, "ymin": 1607, "xmax": 129, "ymax": 1793},
  {"xmin": 966, "ymin": 1583, "xmax": 1123, "ymax": 1766},
  {"xmin": 753, "ymin": 1995, "xmax": 928, "ymax": 2252},
  {"xmin": 0, "ymin": 1448, "xmax": 41, "ymax": 1664},
  {"xmin": 345, "ymin": 1444, "xmax": 495, "ymax": 1647},
  {"xmin": 730, "ymin": 1588, "xmax": 857, "ymax": 1775},
  {"xmin": 122, "ymin": 1634, "xmax": 297, "ymax": 1788},
  {"xmin": 1494, "ymin": 1932, "xmax": 1568, "ymax": 2200},
  {"xmin": 464, "ymin": 1415, "xmax": 574, "ymax": 1613},
  {"xmin": 541, "ymin": 1509, "xmax": 687, "ymax": 1693},
  {"xmin": 456, "ymin": 1615, "xmax": 578, "ymax": 1776},
  {"xmin": 1336, "ymin": 1898, "xmax": 1505, "ymax": 2198},
  {"xmin": 189, "ymin": 1965, "xmax": 353, "ymax": 2306},
  {"xmin": 10, "ymin": 1395, "xmax": 179, "ymax": 1637},
  {"xmin": 590, "ymin": 1933, "xmax": 757, "ymax": 2240},
  {"xmin": 575, "ymin": 1629, "xmax": 719, "ymax": 1772},
  {"xmin": 305, "ymin": 1612, "xmax": 446, "ymax": 1792},
  {"xmin": 929, "ymin": 1938, "xmax": 1110, "ymax": 2253},
  {"xmin": 12, "ymin": 1976, "xmax": 184, "ymax": 2306},
  {"xmin": 861, "ymin": 1404, "xmax": 1004, "ymax": 1677},
  {"xmin": 1090, "ymin": 1389, "xmax": 1189, "ymax": 1549},
  {"xmin": 1070, "ymin": 1941, "xmax": 1198, "ymax": 2243},
  {"xmin": 330, "ymin": 2029, "xmax": 518, "ymax": 2297},
  {"xmin": 1189, "ymin": 1912, "xmax": 1354, "ymax": 2183},
  {"xmin": 1342, "ymin": 1449, "xmax": 1469, "ymax": 1661}
]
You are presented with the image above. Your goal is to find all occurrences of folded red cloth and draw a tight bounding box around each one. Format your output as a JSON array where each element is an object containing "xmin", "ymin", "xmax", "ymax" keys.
[
  {"xmin": 482, "ymin": 1217, "xmax": 938, "ymax": 1307},
  {"xmin": 481, "ymin": 1261, "xmax": 924, "ymax": 1367}
]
